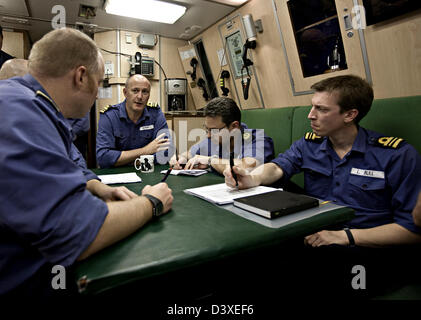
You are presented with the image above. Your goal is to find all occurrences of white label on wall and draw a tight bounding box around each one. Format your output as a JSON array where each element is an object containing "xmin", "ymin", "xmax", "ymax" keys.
[
  {"xmin": 104, "ymin": 61, "xmax": 114, "ymax": 76},
  {"xmin": 179, "ymin": 49, "xmax": 196, "ymax": 61},
  {"xmin": 217, "ymin": 48, "xmax": 227, "ymax": 66},
  {"xmin": 98, "ymin": 87, "xmax": 112, "ymax": 99}
]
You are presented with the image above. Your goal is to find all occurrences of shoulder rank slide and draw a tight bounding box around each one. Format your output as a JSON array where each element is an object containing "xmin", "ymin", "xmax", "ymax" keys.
[
  {"xmin": 147, "ymin": 101, "xmax": 158, "ymax": 108},
  {"xmin": 100, "ymin": 105, "xmax": 111, "ymax": 113},
  {"xmin": 375, "ymin": 136, "xmax": 404, "ymax": 149},
  {"xmin": 304, "ymin": 132, "xmax": 323, "ymax": 143},
  {"xmin": 242, "ymin": 132, "xmax": 252, "ymax": 142}
]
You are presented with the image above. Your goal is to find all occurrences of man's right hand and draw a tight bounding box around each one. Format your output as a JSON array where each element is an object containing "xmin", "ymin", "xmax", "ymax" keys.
[
  {"xmin": 223, "ymin": 165, "xmax": 259, "ymax": 190},
  {"xmin": 169, "ymin": 155, "xmax": 187, "ymax": 169},
  {"xmin": 142, "ymin": 132, "xmax": 170, "ymax": 155},
  {"xmin": 142, "ymin": 182, "xmax": 173, "ymax": 214}
]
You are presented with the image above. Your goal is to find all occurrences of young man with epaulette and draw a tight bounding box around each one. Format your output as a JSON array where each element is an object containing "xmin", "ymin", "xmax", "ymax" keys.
[
  {"xmin": 169, "ymin": 97, "xmax": 275, "ymax": 175},
  {"xmin": 224, "ymin": 75, "xmax": 421, "ymax": 297},
  {"xmin": 96, "ymin": 74, "xmax": 171, "ymax": 168}
]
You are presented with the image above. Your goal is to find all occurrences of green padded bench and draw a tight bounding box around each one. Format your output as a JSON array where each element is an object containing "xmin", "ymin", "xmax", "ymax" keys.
[{"xmin": 241, "ymin": 95, "xmax": 421, "ymax": 157}]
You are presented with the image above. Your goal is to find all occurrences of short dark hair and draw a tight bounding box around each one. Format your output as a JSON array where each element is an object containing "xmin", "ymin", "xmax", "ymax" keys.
[
  {"xmin": 310, "ymin": 75, "xmax": 374, "ymax": 124},
  {"xmin": 204, "ymin": 97, "xmax": 241, "ymax": 126}
]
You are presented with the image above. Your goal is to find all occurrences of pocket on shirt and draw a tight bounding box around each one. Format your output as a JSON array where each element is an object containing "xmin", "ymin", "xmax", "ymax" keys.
[
  {"xmin": 115, "ymin": 133, "xmax": 129, "ymax": 149},
  {"xmin": 348, "ymin": 175, "xmax": 388, "ymax": 209},
  {"xmin": 303, "ymin": 166, "xmax": 332, "ymax": 198}
]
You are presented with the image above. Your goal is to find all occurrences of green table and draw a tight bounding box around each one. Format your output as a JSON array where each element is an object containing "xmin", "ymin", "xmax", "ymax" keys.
[{"xmin": 74, "ymin": 165, "xmax": 354, "ymax": 295}]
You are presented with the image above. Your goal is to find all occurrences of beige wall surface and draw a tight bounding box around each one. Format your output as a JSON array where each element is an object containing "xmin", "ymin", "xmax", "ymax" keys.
[
  {"xmin": 191, "ymin": 0, "xmax": 421, "ymax": 109},
  {"xmin": 2, "ymin": 31, "xmax": 25, "ymax": 58}
]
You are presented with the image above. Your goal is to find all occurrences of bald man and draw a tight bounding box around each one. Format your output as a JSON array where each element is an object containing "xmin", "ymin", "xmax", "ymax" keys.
[
  {"xmin": 96, "ymin": 74, "xmax": 172, "ymax": 168},
  {"xmin": 0, "ymin": 58, "xmax": 27, "ymax": 80}
]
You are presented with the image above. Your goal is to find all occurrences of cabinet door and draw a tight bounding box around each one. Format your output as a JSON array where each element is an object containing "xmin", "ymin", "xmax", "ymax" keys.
[{"xmin": 273, "ymin": 0, "xmax": 369, "ymax": 94}]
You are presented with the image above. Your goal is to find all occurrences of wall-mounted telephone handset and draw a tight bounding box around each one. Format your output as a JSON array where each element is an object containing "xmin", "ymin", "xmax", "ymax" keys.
[
  {"xmin": 186, "ymin": 57, "xmax": 198, "ymax": 81},
  {"xmin": 130, "ymin": 51, "xmax": 154, "ymax": 76},
  {"xmin": 220, "ymin": 70, "xmax": 230, "ymax": 96},
  {"xmin": 197, "ymin": 78, "xmax": 209, "ymax": 101}
]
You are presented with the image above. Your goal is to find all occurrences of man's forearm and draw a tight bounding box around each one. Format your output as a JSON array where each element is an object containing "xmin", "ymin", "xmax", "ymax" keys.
[
  {"xmin": 115, "ymin": 148, "xmax": 145, "ymax": 167},
  {"xmin": 352, "ymin": 223, "xmax": 421, "ymax": 248},
  {"xmin": 250, "ymin": 162, "xmax": 284, "ymax": 186},
  {"xmin": 78, "ymin": 196, "xmax": 153, "ymax": 260}
]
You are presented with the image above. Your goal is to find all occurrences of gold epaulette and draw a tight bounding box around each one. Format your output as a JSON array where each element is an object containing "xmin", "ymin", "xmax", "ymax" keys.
[
  {"xmin": 375, "ymin": 136, "xmax": 404, "ymax": 149},
  {"xmin": 243, "ymin": 132, "xmax": 252, "ymax": 142},
  {"xmin": 147, "ymin": 101, "xmax": 158, "ymax": 108},
  {"xmin": 304, "ymin": 132, "xmax": 323, "ymax": 143},
  {"xmin": 100, "ymin": 105, "xmax": 111, "ymax": 113}
]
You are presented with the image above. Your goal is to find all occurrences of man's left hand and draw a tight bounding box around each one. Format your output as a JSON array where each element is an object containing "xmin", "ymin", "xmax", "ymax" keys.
[{"xmin": 304, "ymin": 230, "xmax": 349, "ymax": 247}]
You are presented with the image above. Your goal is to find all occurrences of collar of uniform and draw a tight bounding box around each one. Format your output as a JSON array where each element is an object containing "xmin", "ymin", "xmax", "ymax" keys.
[
  {"xmin": 349, "ymin": 126, "xmax": 367, "ymax": 154},
  {"xmin": 22, "ymin": 74, "xmax": 61, "ymax": 112},
  {"xmin": 120, "ymin": 100, "xmax": 150, "ymax": 124}
]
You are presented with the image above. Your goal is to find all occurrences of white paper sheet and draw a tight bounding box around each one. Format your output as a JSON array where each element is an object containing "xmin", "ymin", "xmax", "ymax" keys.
[
  {"xmin": 160, "ymin": 169, "xmax": 208, "ymax": 177},
  {"xmin": 184, "ymin": 183, "xmax": 277, "ymax": 205},
  {"xmin": 98, "ymin": 172, "xmax": 142, "ymax": 185}
]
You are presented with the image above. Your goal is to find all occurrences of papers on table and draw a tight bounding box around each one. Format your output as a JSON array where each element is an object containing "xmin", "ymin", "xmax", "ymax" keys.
[
  {"xmin": 98, "ymin": 172, "xmax": 142, "ymax": 185},
  {"xmin": 184, "ymin": 183, "xmax": 277, "ymax": 205},
  {"xmin": 160, "ymin": 169, "xmax": 208, "ymax": 177}
]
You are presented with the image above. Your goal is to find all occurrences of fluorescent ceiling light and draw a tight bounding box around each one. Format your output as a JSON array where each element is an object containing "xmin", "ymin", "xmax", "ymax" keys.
[{"xmin": 104, "ymin": 0, "xmax": 186, "ymax": 24}]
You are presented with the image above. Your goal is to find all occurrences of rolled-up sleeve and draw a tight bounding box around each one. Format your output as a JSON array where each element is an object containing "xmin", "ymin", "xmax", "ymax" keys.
[
  {"xmin": 96, "ymin": 114, "xmax": 122, "ymax": 168},
  {"xmin": 0, "ymin": 98, "xmax": 109, "ymax": 267},
  {"xmin": 271, "ymin": 138, "xmax": 304, "ymax": 180}
]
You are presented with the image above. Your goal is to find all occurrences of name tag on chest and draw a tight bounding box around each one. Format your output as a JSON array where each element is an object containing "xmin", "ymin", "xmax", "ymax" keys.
[
  {"xmin": 350, "ymin": 168, "xmax": 385, "ymax": 179},
  {"xmin": 139, "ymin": 125, "xmax": 154, "ymax": 131}
]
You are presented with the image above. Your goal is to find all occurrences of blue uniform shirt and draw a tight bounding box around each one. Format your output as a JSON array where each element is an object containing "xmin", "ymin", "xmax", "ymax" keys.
[
  {"xmin": 96, "ymin": 100, "xmax": 172, "ymax": 168},
  {"xmin": 272, "ymin": 127, "xmax": 421, "ymax": 233},
  {"xmin": 0, "ymin": 74, "xmax": 108, "ymax": 294},
  {"xmin": 190, "ymin": 123, "xmax": 275, "ymax": 164}
]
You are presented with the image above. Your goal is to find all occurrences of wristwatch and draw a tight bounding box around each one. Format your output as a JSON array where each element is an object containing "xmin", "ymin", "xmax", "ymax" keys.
[
  {"xmin": 208, "ymin": 155, "xmax": 218, "ymax": 166},
  {"xmin": 344, "ymin": 227, "xmax": 355, "ymax": 247},
  {"xmin": 144, "ymin": 194, "xmax": 164, "ymax": 218}
]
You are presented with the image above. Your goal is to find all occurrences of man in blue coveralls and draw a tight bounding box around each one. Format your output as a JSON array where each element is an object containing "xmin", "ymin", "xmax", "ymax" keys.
[
  {"xmin": 96, "ymin": 74, "xmax": 171, "ymax": 168},
  {"xmin": 224, "ymin": 75, "xmax": 421, "ymax": 296},
  {"xmin": 0, "ymin": 28, "xmax": 173, "ymax": 296},
  {"xmin": 170, "ymin": 97, "xmax": 275, "ymax": 175}
]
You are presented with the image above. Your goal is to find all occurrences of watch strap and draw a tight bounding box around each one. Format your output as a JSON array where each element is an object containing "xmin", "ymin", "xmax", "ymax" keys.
[
  {"xmin": 344, "ymin": 227, "xmax": 355, "ymax": 247},
  {"xmin": 144, "ymin": 194, "xmax": 163, "ymax": 218}
]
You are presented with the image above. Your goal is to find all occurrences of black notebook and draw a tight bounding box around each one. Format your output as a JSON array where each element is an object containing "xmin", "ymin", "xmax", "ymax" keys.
[{"xmin": 233, "ymin": 190, "xmax": 319, "ymax": 219}]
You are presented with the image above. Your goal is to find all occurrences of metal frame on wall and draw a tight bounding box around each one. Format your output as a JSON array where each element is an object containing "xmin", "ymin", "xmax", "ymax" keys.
[
  {"xmin": 271, "ymin": 0, "xmax": 372, "ymax": 96},
  {"xmin": 218, "ymin": 14, "xmax": 265, "ymax": 109}
]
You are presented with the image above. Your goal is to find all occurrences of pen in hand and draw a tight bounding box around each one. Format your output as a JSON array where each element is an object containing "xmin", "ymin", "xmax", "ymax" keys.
[
  {"xmin": 161, "ymin": 167, "xmax": 173, "ymax": 182},
  {"xmin": 230, "ymin": 151, "xmax": 238, "ymax": 187}
]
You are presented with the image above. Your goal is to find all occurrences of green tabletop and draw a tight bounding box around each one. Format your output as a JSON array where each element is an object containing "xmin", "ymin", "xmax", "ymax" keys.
[{"xmin": 75, "ymin": 165, "xmax": 354, "ymax": 295}]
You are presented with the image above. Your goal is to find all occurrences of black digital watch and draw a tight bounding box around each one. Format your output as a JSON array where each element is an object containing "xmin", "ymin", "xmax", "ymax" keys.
[{"xmin": 144, "ymin": 194, "xmax": 164, "ymax": 218}]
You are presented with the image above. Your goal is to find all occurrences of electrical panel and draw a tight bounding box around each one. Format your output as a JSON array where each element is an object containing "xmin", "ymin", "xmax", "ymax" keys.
[
  {"xmin": 137, "ymin": 33, "xmax": 155, "ymax": 48},
  {"xmin": 140, "ymin": 57, "xmax": 154, "ymax": 77}
]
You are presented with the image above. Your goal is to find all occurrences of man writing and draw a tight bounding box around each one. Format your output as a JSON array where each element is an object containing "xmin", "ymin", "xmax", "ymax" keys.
[
  {"xmin": 96, "ymin": 74, "xmax": 171, "ymax": 168},
  {"xmin": 170, "ymin": 97, "xmax": 274, "ymax": 174},
  {"xmin": 224, "ymin": 75, "xmax": 421, "ymax": 295},
  {"xmin": 0, "ymin": 28, "xmax": 173, "ymax": 296}
]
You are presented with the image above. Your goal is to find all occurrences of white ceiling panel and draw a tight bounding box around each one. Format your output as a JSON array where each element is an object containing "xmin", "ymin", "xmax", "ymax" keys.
[{"xmin": 0, "ymin": 0, "xmax": 248, "ymax": 43}]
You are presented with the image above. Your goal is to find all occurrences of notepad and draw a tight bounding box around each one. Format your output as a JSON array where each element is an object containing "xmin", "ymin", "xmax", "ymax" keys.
[
  {"xmin": 160, "ymin": 169, "xmax": 208, "ymax": 177},
  {"xmin": 98, "ymin": 172, "xmax": 142, "ymax": 185},
  {"xmin": 233, "ymin": 190, "xmax": 319, "ymax": 219},
  {"xmin": 184, "ymin": 183, "xmax": 277, "ymax": 205}
]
